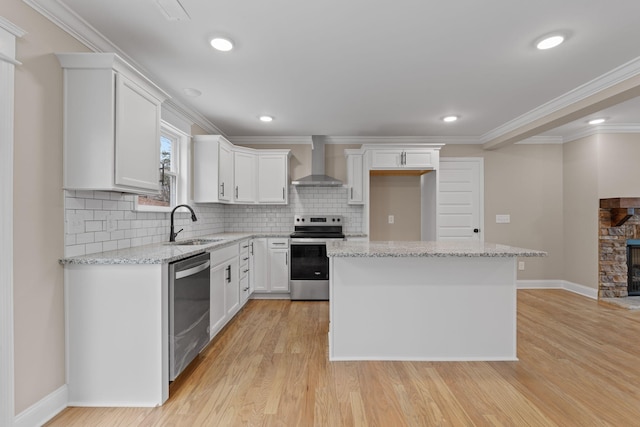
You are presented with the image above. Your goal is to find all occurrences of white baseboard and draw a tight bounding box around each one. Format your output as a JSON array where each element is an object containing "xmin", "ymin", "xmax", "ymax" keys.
[
  {"xmin": 517, "ymin": 279, "xmax": 598, "ymax": 300},
  {"xmin": 14, "ymin": 385, "xmax": 68, "ymax": 427}
]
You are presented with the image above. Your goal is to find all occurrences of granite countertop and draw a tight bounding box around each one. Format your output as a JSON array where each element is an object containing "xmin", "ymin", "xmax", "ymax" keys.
[
  {"xmin": 60, "ymin": 232, "xmax": 290, "ymax": 265},
  {"xmin": 326, "ymin": 240, "xmax": 547, "ymax": 258}
]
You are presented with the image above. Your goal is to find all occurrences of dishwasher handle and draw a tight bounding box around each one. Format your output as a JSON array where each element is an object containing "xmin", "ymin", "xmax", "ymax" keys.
[{"xmin": 175, "ymin": 260, "xmax": 210, "ymax": 280}]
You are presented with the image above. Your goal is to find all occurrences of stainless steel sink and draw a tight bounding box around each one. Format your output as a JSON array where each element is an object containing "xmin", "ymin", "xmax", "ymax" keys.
[{"xmin": 165, "ymin": 238, "xmax": 223, "ymax": 246}]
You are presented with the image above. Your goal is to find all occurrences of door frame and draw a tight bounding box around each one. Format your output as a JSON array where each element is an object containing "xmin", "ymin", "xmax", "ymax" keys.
[
  {"xmin": 0, "ymin": 16, "xmax": 25, "ymax": 426},
  {"xmin": 439, "ymin": 157, "xmax": 485, "ymax": 241}
]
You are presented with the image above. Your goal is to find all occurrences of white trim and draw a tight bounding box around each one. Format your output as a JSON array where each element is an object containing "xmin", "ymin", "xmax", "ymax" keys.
[
  {"xmin": 515, "ymin": 136, "xmax": 564, "ymax": 145},
  {"xmin": 13, "ymin": 385, "xmax": 68, "ymax": 427},
  {"xmin": 0, "ymin": 17, "xmax": 24, "ymax": 427},
  {"xmin": 517, "ymin": 279, "xmax": 598, "ymax": 300},
  {"xmin": 562, "ymin": 123, "xmax": 640, "ymax": 144},
  {"xmin": 481, "ymin": 55, "xmax": 640, "ymax": 144},
  {"xmin": 229, "ymin": 136, "xmax": 313, "ymax": 145}
]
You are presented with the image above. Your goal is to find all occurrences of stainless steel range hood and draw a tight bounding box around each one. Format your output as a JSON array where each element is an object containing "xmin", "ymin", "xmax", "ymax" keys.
[{"xmin": 291, "ymin": 135, "xmax": 343, "ymax": 186}]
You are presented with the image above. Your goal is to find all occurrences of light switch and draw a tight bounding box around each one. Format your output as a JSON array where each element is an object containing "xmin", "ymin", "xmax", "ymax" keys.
[
  {"xmin": 388, "ymin": 215, "xmax": 395, "ymax": 224},
  {"xmin": 496, "ymin": 214, "xmax": 511, "ymax": 224}
]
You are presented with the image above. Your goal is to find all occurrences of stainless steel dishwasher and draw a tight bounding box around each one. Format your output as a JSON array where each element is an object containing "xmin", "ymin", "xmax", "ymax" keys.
[{"xmin": 169, "ymin": 252, "xmax": 210, "ymax": 381}]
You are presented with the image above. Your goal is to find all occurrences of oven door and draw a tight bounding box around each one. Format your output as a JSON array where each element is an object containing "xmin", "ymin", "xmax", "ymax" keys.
[{"xmin": 290, "ymin": 240, "xmax": 328, "ymax": 281}]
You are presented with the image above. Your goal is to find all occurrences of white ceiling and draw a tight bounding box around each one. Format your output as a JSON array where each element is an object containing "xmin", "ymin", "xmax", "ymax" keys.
[{"xmin": 29, "ymin": 0, "xmax": 640, "ymax": 141}]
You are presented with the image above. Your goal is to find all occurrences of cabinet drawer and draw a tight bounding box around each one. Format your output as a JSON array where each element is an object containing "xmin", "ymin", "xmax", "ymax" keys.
[
  {"xmin": 268, "ymin": 238, "xmax": 289, "ymax": 249},
  {"xmin": 210, "ymin": 244, "xmax": 238, "ymax": 266}
]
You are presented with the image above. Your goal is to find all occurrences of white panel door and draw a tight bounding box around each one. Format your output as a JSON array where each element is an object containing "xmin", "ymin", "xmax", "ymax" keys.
[{"xmin": 438, "ymin": 158, "xmax": 483, "ymax": 241}]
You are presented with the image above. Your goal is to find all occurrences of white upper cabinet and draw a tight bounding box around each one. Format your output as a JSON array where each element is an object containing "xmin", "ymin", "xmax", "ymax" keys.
[
  {"xmin": 233, "ymin": 149, "xmax": 257, "ymax": 203},
  {"xmin": 56, "ymin": 53, "xmax": 169, "ymax": 194},
  {"xmin": 345, "ymin": 150, "xmax": 364, "ymax": 205},
  {"xmin": 218, "ymin": 141, "xmax": 233, "ymax": 202},
  {"xmin": 193, "ymin": 135, "xmax": 235, "ymax": 203},
  {"xmin": 258, "ymin": 152, "xmax": 289, "ymax": 204},
  {"xmin": 370, "ymin": 147, "xmax": 439, "ymax": 170},
  {"xmin": 193, "ymin": 135, "xmax": 290, "ymax": 205}
]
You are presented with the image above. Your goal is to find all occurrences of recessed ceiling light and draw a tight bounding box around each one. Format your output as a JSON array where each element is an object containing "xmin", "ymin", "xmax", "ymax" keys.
[
  {"xmin": 442, "ymin": 115, "xmax": 459, "ymax": 123},
  {"xmin": 259, "ymin": 115, "xmax": 274, "ymax": 122},
  {"xmin": 210, "ymin": 37, "xmax": 234, "ymax": 52},
  {"xmin": 588, "ymin": 118, "xmax": 606, "ymax": 125},
  {"xmin": 183, "ymin": 88, "xmax": 202, "ymax": 97},
  {"xmin": 536, "ymin": 34, "xmax": 565, "ymax": 50}
]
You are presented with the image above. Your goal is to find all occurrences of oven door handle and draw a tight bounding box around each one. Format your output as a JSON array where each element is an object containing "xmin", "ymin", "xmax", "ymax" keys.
[{"xmin": 291, "ymin": 238, "xmax": 342, "ymax": 244}]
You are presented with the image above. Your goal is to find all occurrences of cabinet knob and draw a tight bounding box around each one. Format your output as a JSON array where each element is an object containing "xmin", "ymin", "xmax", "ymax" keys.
[{"xmin": 473, "ymin": 228, "xmax": 480, "ymax": 233}]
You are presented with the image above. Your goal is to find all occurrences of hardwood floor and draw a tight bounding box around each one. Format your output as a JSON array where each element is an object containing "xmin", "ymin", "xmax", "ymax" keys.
[{"xmin": 47, "ymin": 290, "xmax": 640, "ymax": 426}]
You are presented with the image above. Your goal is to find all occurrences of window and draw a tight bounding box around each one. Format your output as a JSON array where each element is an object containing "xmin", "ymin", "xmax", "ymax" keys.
[{"xmin": 136, "ymin": 122, "xmax": 189, "ymax": 211}]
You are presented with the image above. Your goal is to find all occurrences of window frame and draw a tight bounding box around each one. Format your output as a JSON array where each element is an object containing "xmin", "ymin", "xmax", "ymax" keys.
[{"xmin": 134, "ymin": 121, "xmax": 189, "ymax": 212}]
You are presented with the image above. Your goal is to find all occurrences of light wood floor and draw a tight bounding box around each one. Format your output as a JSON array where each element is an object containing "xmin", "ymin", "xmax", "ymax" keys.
[{"xmin": 47, "ymin": 290, "xmax": 640, "ymax": 426}]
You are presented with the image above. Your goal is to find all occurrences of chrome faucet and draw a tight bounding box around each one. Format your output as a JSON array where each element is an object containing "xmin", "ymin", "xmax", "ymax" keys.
[{"xmin": 169, "ymin": 204, "xmax": 198, "ymax": 242}]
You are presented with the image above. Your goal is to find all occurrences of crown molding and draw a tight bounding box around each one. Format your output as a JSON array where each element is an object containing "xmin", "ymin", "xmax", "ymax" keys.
[
  {"xmin": 481, "ymin": 55, "xmax": 640, "ymax": 144},
  {"xmin": 0, "ymin": 16, "xmax": 27, "ymax": 38},
  {"xmin": 562, "ymin": 124, "xmax": 640, "ymax": 144},
  {"xmin": 324, "ymin": 136, "xmax": 482, "ymax": 145},
  {"xmin": 228, "ymin": 136, "xmax": 313, "ymax": 145},
  {"xmin": 22, "ymin": 0, "xmax": 221, "ymax": 135},
  {"xmin": 515, "ymin": 136, "xmax": 564, "ymax": 145}
]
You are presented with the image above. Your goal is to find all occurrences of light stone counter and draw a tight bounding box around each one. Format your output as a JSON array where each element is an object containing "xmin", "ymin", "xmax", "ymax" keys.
[
  {"xmin": 327, "ymin": 240, "xmax": 547, "ymax": 258},
  {"xmin": 60, "ymin": 232, "xmax": 291, "ymax": 265}
]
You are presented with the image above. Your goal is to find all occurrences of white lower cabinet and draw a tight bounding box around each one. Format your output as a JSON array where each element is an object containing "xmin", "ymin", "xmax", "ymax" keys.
[
  {"xmin": 251, "ymin": 237, "xmax": 290, "ymax": 296},
  {"xmin": 209, "ymin": 244, "xmax": 240, "ymax": 339}
]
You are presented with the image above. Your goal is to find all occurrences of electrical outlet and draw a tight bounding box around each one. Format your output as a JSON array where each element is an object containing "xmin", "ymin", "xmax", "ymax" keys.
[
  {"xmin": 388, "ymin": 215, "xmax": 394, "ymax": 224},
  {"xmin": 518, "ymin": 261, "xmax": 525, "ymax": 271},
  {"xmin": 106, "ymin": 214, "xmax": 118, "ymax": 232},
  {"xmin": 496, "ymin": 214, "xmax": 511, "ymax": 224},
  {"xmin": 67, "ymin": 213, "xmax": 85, "ymax": 234}
]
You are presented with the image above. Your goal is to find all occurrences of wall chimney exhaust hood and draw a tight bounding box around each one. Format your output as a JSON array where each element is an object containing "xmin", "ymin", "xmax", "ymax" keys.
[{"xmin": 291, "ymin": 135, "xmax": 343, "ymax": 186}]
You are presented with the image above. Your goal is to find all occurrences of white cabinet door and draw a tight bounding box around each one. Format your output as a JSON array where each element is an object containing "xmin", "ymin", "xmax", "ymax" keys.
[
  {"xmin": 371, "ymin": 150, "xmax": 402, "ymax": 168},
  {"xmin": 258, "ymin": 154, "xmax": 288, "ymax": 203},
  {"xmin": 57, "ymin": 53, "xmax": 168, "ymax": 194},
  {"xmin": 270, "ymin": 249, "xmax": 289, "ymax": 292},
  {"xmin": 209, "ymin": 262, "xmax": 227, "ymax": 339},
  {"xmin": 404, "ymin": 150, "xmax": 435, "ymax": 168},
  {"xmin": 251, "ymin": 238, "xmax": 268, "ymax": 292},
  {"xmin": 234, "ymin": 151, "xmax": 256, "ymax": 203},
  {"xmin": 225, "ymin": 258, "xmax": 240, "ymax": 317},
  {"xmin": 114, "ymin": 73, "xmax": 161, "ymax": 192},
  {"xmin": 347, "ymin": 154, "xmax": 364, "ymax": 204},
  {"xmin": 219, "ymin": 141, "xmax": 233, "ymax": 202}
]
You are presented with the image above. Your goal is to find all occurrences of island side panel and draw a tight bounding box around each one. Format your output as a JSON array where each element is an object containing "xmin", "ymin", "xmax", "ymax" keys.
[
  {"xmin": 329, "ymin": 256, "xmax": 517, "ymax": 361},
  {"xmin": 65, "ymin": 263, "xmax": 168, "ymax": 406}
]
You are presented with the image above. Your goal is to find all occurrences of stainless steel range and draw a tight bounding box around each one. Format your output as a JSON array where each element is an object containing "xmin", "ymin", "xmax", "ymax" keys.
[{"xmin": 290, "ymin": 215, "xmax": 345, "ymax": 300}]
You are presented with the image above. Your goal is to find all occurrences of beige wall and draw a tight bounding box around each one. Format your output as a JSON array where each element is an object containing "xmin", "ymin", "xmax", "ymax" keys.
[
  {"xmin": 440, "ymin": 144, "xmax": 565, "ymax": 280},
  {"xmin": 369, "ymin": 175, "xmax": 422, "ymax": 240},
  {"xmin": 562, "ymin": 135, "xmax": 599, "ymax": 289},
  {"xmin": 597, "ymin": 133, "xmax": 640, "ymax": 198},
  {"xmin": 3, "ymin": 0, "xmax": 90, "ymax": 414}
]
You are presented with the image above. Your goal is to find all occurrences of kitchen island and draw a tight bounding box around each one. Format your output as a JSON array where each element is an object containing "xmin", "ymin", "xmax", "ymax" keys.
[{"xmin": 326, "ymin": 240, "xmax": 546, "ymax": 362}]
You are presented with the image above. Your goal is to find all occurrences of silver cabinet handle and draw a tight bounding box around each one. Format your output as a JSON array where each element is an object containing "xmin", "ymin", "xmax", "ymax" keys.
[
  {"xmin": 285, "ymin": 253, "xmax": 288, "ymax": 266},
  {"xmin": 243, "ymin": 256, "xmax": 249, "ymax": 261},
  {"xmin": 282, "ymin": 187, "xmax": 285, "ymax": 199},
  {"xmin": 272, "ymin": 242, "xmax": 287, "ymax": 246},
  {"xmin": 235, "ymin": 186, "xmax": 239, "ymax": 198},
  {"xmin": 220, "ymin": 182, "xmax": 225, "ymax": 196},
  {"xmin": 250, "ymin": 242, "xmax": 254, "ymax": 255},
  {"xmin": 243, "ymin": 268, "xmax": 249, "ymax": 273},
  {"xmin": 350, "ymin": 187, "xmax": 353, "ymax": 199}
]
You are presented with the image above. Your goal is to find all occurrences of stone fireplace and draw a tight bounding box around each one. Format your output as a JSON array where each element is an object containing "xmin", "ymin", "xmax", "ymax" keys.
[{"xmin": 599, "ymin": 198, "xmax": 640, "ymax": 298}]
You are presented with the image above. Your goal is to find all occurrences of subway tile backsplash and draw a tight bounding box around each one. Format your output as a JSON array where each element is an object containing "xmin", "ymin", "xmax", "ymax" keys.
[{"xmin": 64, "ymin": 186, "xmax": 363, "ymax": 257}]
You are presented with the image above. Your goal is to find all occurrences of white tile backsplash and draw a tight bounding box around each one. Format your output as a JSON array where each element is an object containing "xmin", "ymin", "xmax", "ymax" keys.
[{"xmin": 64, "ymin": 185, "xmax": 363, "ymax": 256}]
